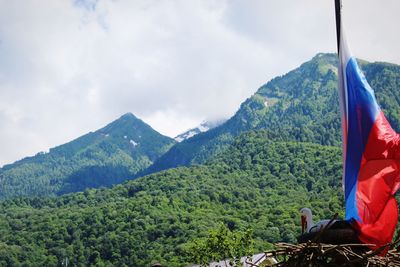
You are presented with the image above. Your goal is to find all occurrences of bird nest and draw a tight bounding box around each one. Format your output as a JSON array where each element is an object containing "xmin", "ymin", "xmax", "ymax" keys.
[
  {"xmin": 245, "ymin": 239, "xmax": 400, "ymax": 267},
  {"xmin": 244, "ymin": 214, "xmax": 400, "ymax": 266}
]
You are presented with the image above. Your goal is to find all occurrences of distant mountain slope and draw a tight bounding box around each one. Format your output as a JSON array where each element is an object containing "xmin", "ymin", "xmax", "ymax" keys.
[
  {"xmin": 147, "ymin": 53, "xmax": 400, "ymax": 173},
  {"xmin": 256, "ymin": 53, "xmax": 400, "ymax": 144},
  {"xmin": 174, "ymin": 120, "xmax": 225, "ymax": 142},
  {"xmin": 0, "ymin": 113, "xmax": 175, "ymax": 199},
  {"xmin": 0, "ymin": 130, "xmax": 344, "ymax": 266}
]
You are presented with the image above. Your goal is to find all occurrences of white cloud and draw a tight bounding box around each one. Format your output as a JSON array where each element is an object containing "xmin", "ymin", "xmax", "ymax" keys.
[{"xmin": 0, "ymin": 0, "xmax": 399, "ymax": 166}]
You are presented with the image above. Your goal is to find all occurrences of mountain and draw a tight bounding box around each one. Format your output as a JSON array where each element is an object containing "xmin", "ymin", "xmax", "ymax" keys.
[
  {"xmin": 0, "ymin": 130, "xmax": 344, "ymax": 266},
  {"xmin": 174, "ymin": 120, "xmax": 225, "ymax": 142},
  {"xmin": 2, "ymin": 53, "xmax": 399, "ymax": 200},
  {"xmin": 146, "ymin": 53, "xmax": 400, "ymax": 173},
  {"xmin": 1, "ymin": 53, "xmax": 399, "ymax": 266},
  {"xmin": 0, "ymin": 113, "xmax": 175, "ymax": 200}
]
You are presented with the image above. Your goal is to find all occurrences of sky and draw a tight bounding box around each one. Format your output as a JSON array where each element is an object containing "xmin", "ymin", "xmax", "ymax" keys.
[{"xmin": 0, "ymin": 0, "xmax": 399, "ymax": 166}]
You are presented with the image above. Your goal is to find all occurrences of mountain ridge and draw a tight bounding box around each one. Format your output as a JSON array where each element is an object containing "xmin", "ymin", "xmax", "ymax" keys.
[
  {"xmin": 0, "ymin": 112, "xmax": 176, "ymax": 199},
  {"xmin": 145, "ymin": 53, "xmax": 400, "ymax": 174},
  {"xmin": 2, "ymin": 53, "xmax": 400, "ymax": 200},
  {"xmin": 1, "ymin": 52, "xmax": 400, "ymax": 265}
]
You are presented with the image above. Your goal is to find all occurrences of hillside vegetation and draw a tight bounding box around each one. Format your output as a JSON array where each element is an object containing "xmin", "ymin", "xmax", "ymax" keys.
[
  {"xmin": 148, "ymin": 54, "xmax": 400, "ymax": 173},
  {"xmin": 0, "ymin": 113, "xmax": 175, "ymax": 200},
  {"xmin": 0, "ymin": 131, "xmax": 344, "ymax": 266},
  {"xmin": 1, "ymin": 53, "xmax": 400, "ymax": 266},
  {"xmin": 1, "ymin": 54, "xmax": 399, "ymax": 201}
]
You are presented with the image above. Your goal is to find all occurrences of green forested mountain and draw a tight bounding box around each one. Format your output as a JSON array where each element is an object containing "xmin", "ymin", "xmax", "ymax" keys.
[
  {"xmin": 1, "ymin": 53, "xmax": 399, "ymax": 266},
  {"xmin": 0, "ymin": 130, "xmax": 344, "ymax": 266},
  {"xmin": 148, "ymin": 53, "xmax": 400, "ymax": 173},
  {"xmin": 0, "ymin": 113, "xmax": 175, "ymax": 200},
  {"xmin": 2, "ymin": 54, "xmax": 399, "ymax": 200}
]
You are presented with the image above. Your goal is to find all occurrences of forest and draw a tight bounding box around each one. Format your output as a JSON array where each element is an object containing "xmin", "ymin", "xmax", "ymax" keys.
[
  {"xmin": 0, "ymin": 130, "xmax": 345, "ymax": 266},
  {"xmin": 1, "ymin": 54, "xmax": 400, "ymax": 266}
]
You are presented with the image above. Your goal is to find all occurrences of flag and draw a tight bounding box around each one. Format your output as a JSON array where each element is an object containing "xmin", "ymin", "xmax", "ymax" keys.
[{"xmin": 338, "ymin": 27, "xmax": 400, "ymax": 250}]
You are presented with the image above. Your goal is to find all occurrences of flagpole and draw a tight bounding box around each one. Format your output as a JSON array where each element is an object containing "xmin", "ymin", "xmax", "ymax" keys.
[{"xmin": 334, "ymin": 0, "xmax": 342, "ymax": 53}]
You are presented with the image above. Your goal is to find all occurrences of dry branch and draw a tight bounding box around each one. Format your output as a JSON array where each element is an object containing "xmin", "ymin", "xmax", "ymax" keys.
[{"xmin": 245, "ymin": 240, "xmax": 400, "ymax": 267}]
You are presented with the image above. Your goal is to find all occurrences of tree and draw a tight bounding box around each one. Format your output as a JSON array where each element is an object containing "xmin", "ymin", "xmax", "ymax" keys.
[{"xmin": 185, "ymin": 224, "xmax": 254, "ymax": 267}]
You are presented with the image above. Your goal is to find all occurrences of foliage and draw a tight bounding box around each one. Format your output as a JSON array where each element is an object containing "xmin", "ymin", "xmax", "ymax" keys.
[
  {"xmin": 2, "ymin": 54, "xmax": 400, "ymax": 202},
  {"xmin": 185, "ymin": 224, "xmax": 254, "ymax": 267},
  {"xmin": 0, "ymin": 113, "xmax": 175, "ymax": 200},
  {"xmin": 0, "ymin": 130, "xmax": 344, "ymax": 266},
  {"xmin": 0, "ymin": 53, "xmax": 399, "ymax": 266},
  {"xmin": 148, "ymin": 53, "xmax": 400, "ymax": 173}
]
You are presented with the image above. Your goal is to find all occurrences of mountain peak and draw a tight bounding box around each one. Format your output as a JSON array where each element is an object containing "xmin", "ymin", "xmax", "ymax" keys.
[
  {"xmin": 121, "ymin": 112, "xmax": 136, "ymax": 119},
  {"xmin": 99, "ymin": 113, "xmax": 157, "ymax": 138},
  {"xmin": 0, "ymin": 112, "xmax": 176, "ymax": 199},
  {"xmin": 311, "ymin": 52, "xmax": 337, "ymax": 62},
  {"xmin": 304, "ymin": 53, "xmax": 338, "ymax": 72},
  {"xmin": 117, "ymin": 112, "xmax": 141, "ymax": 123},
  {"xmin": 256, "ymin": 52, "xmax": 338, "ymax": 98}
]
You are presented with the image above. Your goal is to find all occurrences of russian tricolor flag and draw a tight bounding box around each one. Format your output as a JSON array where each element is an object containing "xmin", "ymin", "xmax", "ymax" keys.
[{"xmin": 338, "ymin": 25, "xmax": 400, "ymax": 249}]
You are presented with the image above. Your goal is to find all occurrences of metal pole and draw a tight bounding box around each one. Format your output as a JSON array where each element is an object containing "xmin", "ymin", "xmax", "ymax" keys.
[{"xmin": 334, "ymin": 0, "xmax": 342, "ymax": 53}]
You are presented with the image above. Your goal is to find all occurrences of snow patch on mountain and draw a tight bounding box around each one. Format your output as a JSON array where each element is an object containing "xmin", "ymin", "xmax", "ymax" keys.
[
  {"xmin": 174, "ymin": 120, "xmax": 225, "ymax": 142},
  {"xmin": 130, "ymin": 140, "xmax": 138, "ymax": 147}
]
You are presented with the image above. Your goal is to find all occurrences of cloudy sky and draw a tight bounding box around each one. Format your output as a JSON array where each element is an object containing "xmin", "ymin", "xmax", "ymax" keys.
[{"xmin": 0, "ymin": 0, "xmax": 399, "ymax": 166}]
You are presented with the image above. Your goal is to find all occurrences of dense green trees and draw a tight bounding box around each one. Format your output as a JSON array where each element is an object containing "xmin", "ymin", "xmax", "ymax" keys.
[
  {"xmin": 185, "ymin": 224, "xmax": 254, "ymax": 266},
  {"xmin": 0, "ymin": 53, "xmax": 399, "ymax": 265},
  {"xmin": 2, "ymin": 54, "xmax": 400, "ymax": 203},
  {"xmin": 149, "ymin": 54, "xmax": 400, "ymax": 173},
  {"xmin": 0, "ymin": 131, "xmax": 344, "ymax": 266}
]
